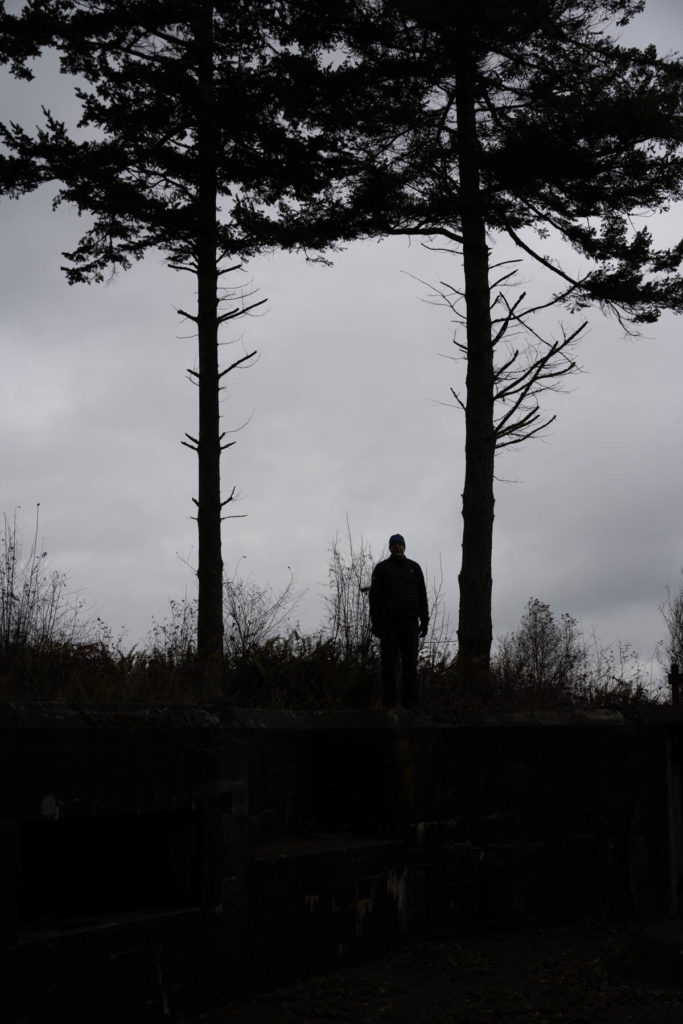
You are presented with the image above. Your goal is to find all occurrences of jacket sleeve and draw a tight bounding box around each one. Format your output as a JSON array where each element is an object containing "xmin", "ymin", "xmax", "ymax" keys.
[
  {"xmin": 369, "ymin": 564, "xmax": 381, "ymax": 625},
  {"xmin": 417, "ymin": 565, "xmax": 429, "ymax": 625}
]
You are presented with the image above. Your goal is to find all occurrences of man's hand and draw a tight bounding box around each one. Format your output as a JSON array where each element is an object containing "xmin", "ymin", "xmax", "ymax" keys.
[{"xmin": 419, "ymin": 620, "xmax": 429, "ymax": 638}]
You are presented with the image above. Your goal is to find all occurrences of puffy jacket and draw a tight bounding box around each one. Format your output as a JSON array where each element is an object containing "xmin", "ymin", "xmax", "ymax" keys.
[{"xmin": 369, "ymin": 556, "xmax": 429, "ymax": 628}]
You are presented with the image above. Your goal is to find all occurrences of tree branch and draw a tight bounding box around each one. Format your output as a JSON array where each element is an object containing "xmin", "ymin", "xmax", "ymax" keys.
[
  {"xmin": 506, "ymin": 225, "xmax": 584, "ymax": 290},
  {"xmin": 177, "ymin": 307, "xmax": 198, "ymax": 323},
  {"xmin": 388, "ymin": 225, "xmax": 465, "ymax": 245},
  {"xmin": 218, "ymin": 350, "xmax": 257, "ymax": 378},
  {"xmin": 496, "ymin": 414, "xmax": 557, "ymax": 449}
]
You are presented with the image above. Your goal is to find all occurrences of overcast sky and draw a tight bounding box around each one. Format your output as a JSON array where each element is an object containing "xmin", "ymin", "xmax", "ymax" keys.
[{"xmin": 1, "ymin": 1, "xmax": 683, "ymax": 680}]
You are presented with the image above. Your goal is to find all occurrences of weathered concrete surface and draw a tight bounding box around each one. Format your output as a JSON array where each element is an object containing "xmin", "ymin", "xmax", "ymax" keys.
[{"xmin": 2, "ymin": 704, "xmax": 683, "ymax": 1021}]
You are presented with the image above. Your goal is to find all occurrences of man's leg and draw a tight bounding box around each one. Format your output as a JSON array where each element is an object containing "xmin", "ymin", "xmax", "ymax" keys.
[
  {"xmin": 399, "ymin": 618, "xmax": 420, "ymax": 708},
  {"xmin": 380, "ymin": 622, "xmax": 400, "ymax": 707}
]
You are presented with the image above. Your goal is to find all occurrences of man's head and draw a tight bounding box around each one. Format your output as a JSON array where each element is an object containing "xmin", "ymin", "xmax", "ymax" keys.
[{"xmin": 389, "ymin": 534, "xmax": 406, "ymax": 558}]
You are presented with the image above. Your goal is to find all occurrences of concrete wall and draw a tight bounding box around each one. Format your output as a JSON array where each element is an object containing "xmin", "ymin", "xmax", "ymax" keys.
[{"xmin": 2, "ymin": 704, "xmax": 683, "ymax": 1021}]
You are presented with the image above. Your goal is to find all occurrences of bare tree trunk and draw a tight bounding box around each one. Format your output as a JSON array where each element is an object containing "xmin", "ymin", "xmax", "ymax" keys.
[
  {"xmin": 195, "ymin": 2, "xmax": 224, "ymax": 685},
  {"xmin": 453, "ymin": 24, "xmax": 495, "ymax": 695}
]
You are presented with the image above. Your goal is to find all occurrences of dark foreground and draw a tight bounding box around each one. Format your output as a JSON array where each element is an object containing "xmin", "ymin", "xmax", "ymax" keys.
[{"xmin": 188, "ymin": 921, "xmax": 683, "ymax": 1024}]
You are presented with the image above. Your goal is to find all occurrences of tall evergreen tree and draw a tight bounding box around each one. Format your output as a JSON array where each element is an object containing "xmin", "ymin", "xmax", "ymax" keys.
[
  {"xmin": 0, "ymin": 0, "xmax": 343, "ymax": 685},
  {"xmin": 261, "ymin": 0, "xmax": 683, "ymax": 691}
]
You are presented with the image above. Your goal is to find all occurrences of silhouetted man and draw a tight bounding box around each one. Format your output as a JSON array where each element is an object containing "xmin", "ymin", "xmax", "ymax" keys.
[{"xmin": 369, "ymin": 534, "xmax": 429, "ymax": 708}]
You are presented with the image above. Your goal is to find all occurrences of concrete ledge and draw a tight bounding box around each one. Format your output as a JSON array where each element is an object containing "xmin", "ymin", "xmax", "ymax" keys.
[
  {"xmin": 0, "ymin": 702, "xmax": 648, "ymax": 730},
  {"xmin": 15, "ymin": 907, "xmax": 208, "ymax": 1022}
]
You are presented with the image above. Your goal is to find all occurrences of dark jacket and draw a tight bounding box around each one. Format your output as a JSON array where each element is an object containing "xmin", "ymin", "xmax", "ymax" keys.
[{"xmin": 369, "ymin": 555, "xmax": 429, "ymax": 630}]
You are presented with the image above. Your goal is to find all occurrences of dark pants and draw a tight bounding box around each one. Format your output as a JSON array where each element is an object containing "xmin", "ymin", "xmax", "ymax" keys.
[{"xmin": 380, "ymin": 617, "xmax": 420, "ymax": 707}]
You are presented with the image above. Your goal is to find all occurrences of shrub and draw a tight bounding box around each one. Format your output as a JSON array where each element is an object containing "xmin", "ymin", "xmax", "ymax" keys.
[
  {"xmin": 0, "ymin": 507, "xmax": 92, "ymax": 655},
  {"xmin": 660, "ymin": 571, "xmax": 683, "ymax": 674},
  {"xmin": 490, "ymin": 598, "xmax": 656, "ymax": 710}
]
